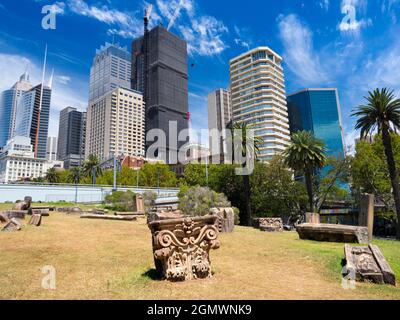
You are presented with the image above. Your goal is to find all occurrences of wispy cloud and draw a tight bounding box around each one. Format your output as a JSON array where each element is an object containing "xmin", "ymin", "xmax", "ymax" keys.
[
  {"xmin": 318, "ymin": 0, "xmax": 330, "ymax": 11},
  {"xmin": 278, "ymin": 14, "xmax": 328, "ymax": 85},
  {"xmin": 56, "ymin": 75, "xmax": 71, "ymax": 85}
]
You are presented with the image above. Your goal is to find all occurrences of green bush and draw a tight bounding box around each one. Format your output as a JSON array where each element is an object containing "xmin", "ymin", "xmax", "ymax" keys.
[
  {"xmin": 142, "ymin": 191, "xmax": 158, "ymax": 214},
  {"xmin": 104, "ymin": 191, "xmax": 137, "ymax": 212},
  {"xmin": 233, "ymin": 207, "xmax": 240, "ymax": 225},
  {"xmin": 178, "ymin": 186, "xmax": 231, "ymax": 216}
]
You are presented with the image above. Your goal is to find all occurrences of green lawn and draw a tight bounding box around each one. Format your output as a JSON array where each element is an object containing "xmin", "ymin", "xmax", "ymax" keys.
[{"xmin": 0, "ymin": 203, "xmax": 399, "ymax": 300}]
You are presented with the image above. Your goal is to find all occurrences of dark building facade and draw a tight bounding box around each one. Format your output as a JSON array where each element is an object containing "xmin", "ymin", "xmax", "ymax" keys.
[
  {"xmin": 14, "ymin": 84, "xmax": 51, "ymax": 159},
  {"xmin": 132, "ymin": 26, "xmax": 189, "ymax": 164},
  {"xmin": 287, "ymin": 88, "xmax": 346, "ymax": 158},
  {"xmin": 57, "ymin": 107, "xmax": 86, "ymax": 168}
]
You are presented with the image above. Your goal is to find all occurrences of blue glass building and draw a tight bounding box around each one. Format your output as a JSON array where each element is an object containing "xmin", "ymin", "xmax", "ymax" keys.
[
  {"xmin": 0, "ymin": 90, "xmax": 15, "ymax": 148},
  {"xmin": 287, "ymin": 88, "xmax": 346, "ymax": 159}
]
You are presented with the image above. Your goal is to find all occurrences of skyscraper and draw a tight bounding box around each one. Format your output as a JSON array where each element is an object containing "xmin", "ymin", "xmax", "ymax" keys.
[
  {"xmin": 89, "ymin": 42, "xmax": 132, "ymax": 104},
  {"xmin": 0, "ymin": 73, "xmax": 32, "ymax": 147},
  {"xmin": 85, "ymin": 87, "xmax": 145, "ymax": 161},
  {"xmin": 287, "ymin": 88, "xmax": 346, "ymax": 158},
  {"xmin": 14, "ymin": 84, "xmax": 51, "ymax": 159},
  {"xmin": 57, "ymin": 107, "xmax": 86, "ymax": 168},
  {"xmin": 208, "ymin": 89, "xmax": 232, "ymax": 158},
  {"xmin": 46, "ymin": 136, "xmax": 58, "ymax": 161},
  {"xmin": 132, "ymin": 26, "xmax": 189, "ymax": 163},
  {"xmin": 230, "ymin": 47, "xmax": 291, "ymax": 161}
]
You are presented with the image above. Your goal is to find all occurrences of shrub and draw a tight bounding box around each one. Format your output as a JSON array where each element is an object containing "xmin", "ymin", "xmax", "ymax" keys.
[
  {"xmin": 142, "ymin": 191, "xmax": 158, "ymax": 214},
  {"xmin": 104, "ymin": 191, "xmax": 137, "ymax": 212},
  {"xmin": 233, "ymin": 207, "xmax": 240, "ymax": 225},
  {"xmin": 178, "ymin": 186, "xmax": 231, "ymax": 216}
]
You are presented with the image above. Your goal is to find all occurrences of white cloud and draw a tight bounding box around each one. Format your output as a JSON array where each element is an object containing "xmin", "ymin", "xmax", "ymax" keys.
[
  {"xmin": 318, "ymin": 0, "xmax": 330, "ymax": 11},
  {"xmin": 56, "ymin": 75, "xmax": 71, "ymax": 85},
  {"xmin": 233, "ymin": 26, "xmax": 251, "ymax": 50},
  {"xmin": 338, "ymin": 0, "xmax": 372, "ymax": 34},
  {"xmin": 345, "ymin": 129, "xmax": 359, "ymax": 155},
  {"xmin": 278, "ymin": 14, "xmax": 327, "ymax": 85},
  {"xmin": 157, "ymin": 0, "xmax": 229, "ymax": 56}
]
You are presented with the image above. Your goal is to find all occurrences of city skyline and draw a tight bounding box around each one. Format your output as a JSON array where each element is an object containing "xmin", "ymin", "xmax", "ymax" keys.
[{"xmin": 1, "ymin": 0, "xmax": 400, "ymax": 151}]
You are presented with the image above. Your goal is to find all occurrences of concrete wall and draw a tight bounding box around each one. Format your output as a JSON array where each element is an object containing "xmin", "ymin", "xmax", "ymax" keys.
[{"xmin": 0, "ymin": 184, "xmax": 179, "ymax": 203}]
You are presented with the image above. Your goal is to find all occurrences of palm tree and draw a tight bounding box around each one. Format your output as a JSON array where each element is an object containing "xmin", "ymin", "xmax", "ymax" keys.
[
  {"xmin": 67, "ymin": 167, "xmax": 82, "ymax": 184},
  {"xmin": 232, "ymin": 122, "xmax": 263, "ymax": 226},
  {"xmin": 283, "ymin": 131, "xmax": 326, "ymax": 213},
  {"xmin": 83, "ymin": 154, "xmax": 102, "ymax": 181},
  {"xmin": 352, "ymin": 88, "xmax": 400, "ymax": 240},
  {"xmin": 45, "ymin": 167, "xmax": 59, "ymax": 184}
]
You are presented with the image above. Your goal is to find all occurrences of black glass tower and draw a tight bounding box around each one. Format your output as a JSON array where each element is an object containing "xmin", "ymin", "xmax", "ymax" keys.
[{"xmin": 132, "ymin": 26, "xmax": 189, "ymax": 164}]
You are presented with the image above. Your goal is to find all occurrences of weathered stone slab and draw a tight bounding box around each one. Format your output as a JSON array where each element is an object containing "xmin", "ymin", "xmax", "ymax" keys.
[
  {"xmin": 359, "ymin": 194, "xmax": 374, "ymax": 241},
  {"xmin": 296, "ymin": 223, "xmax": 369, "ymax": 244},
  {"xmin": 29, "ymin": 209, "xmax": 49, "ymax": 217},
  {"xmin": 28, "ymin": 214, "xmax": 42, "ymax": 227},
  {"xmin": 0, "ymin": 213, "xmax": 9, "ymax": 223},
  {"xmin": 31, "ymin": 206, "xmax": 56, "ymax": 211},
  {"xmin": 343, "ymin": 244, "xmax": 396, "ymax": 286},
  {"xmin": 57, "ymin": 207, "xmax": 82, "ymax": 214},
  {"xmin": 136, "ymin": 195, "xmax": 145, "ymax": 214},
  {"xmin": 4, "ymin": 210, "xmax": 27, "ymax": 220},
  {"xmin": 12, "ymin": 196, "xmax": 32, "ymax": 211},
  {"xmin": 80, "ymin": 214, "xmax": 137, "ymax": 221},
  {"xmin": 1, "ymin": 218, "xmax": 22, "ymax": 232},
  {"xmin": 88, "ymin": 209, "xmax": 107, "ymax": 215},
  {"xmin": 253, "ymin": 218, "xmax": 283, "ymax": 232},
  {"xmin": 305, "ymin": 213, "xmax": 321, "ymax": 224},
  {"xmin": 147, "ymin": 211, "xmax": 185, "ymax": 224},
  {"xmin": 115, "ymin": 212, "xmax": 145, "ymax": 218},
  {"xmin": 210, "ymin": 208, "xmax": 235, "ymax": 233},
  {"xmin": 148, "ymin": 215, "xmax": 220, "ymax": 281}
]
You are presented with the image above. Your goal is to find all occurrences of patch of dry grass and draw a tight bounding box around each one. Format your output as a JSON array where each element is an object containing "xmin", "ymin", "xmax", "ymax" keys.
[{"xmin": 0, "ymin": 204, "xmax": 399, "ymax": 300}]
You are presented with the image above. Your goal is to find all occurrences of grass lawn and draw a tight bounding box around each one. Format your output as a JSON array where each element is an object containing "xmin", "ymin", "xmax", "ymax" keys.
[{"xmin": 0, "ymin": 203, "xmax": 399, "ymax": 300}]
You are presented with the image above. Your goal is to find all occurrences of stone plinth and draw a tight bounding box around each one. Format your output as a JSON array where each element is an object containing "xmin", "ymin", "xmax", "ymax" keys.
[
  {"xmin": 28, "ymin": 214, "xmax": 42, "ymax": 226},
  {"xmin": 344, "ymin": 244, "xmax": 396, "ymax": 286},
  {"xmin": 359, "ymin": 194, "xmax": 374, "ymax": 241},
  {"xmin": 136, "ymin": 195, "xmax": 145, "ymax": 214},
  {"xmin": 4, "ymin": 210, "xmax": 27, "ymax": 220},
  {"xmin": 2, "ymin": 218, "xmax": 22, "ymax": 232},
  {"xmin": 296, "ymin": 223, "xmax": 369, "ymax": 244},
  {"xmin": 253, "ymin": 218, "xmax": 283, "ymax": 232},
  {"xmin": 210, "ymin": 208, "xmax": 235, "ymax": 233},
  {"xmin": 305, "ymin": 213, "xmax": 320, "ymax": 224},
  {"xmin": 148, "ymin": 215, "xmax": 220, "ymax": 282},
  {"xmin": 13, "ymin": 196, "xmax": 32, "ymax": 211}
]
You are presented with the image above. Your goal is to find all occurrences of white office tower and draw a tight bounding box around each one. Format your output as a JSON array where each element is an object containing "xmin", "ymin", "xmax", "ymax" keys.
[
  {"xmin": 46, "ymin": 136, "xmax": 58, "ymax": 161},
  {"xmin": 208, "ymin": 89, "xmax": 232, "ymax": 159},
  {"xmin": 0, "ymin": 73, "xmax": 33, "ymax": 147},
  {"xmin": 89, "ymin": 42, "xmax": 132, "ymax": 104},
  {"xmin": 85, "ymin": 88, "xmax": 145, "ymax": 161},
  {"xmin": 229, "ymin": 47, "xmax": 290, "ymax": 161}
]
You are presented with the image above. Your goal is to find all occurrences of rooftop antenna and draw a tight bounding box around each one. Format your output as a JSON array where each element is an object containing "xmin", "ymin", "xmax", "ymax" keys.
[{"xmin": 34, "ymin": 44, "xmax": 48, "ymax": 158}]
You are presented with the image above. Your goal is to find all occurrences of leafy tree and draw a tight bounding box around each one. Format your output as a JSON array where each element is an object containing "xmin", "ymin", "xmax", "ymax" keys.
[
  {"xmin": 352, "ymin": 88, "xmax": 400, "ymax": 239},
  {"xmin": 182, "ymin": 163, "xmax": 207, "ymax": 186},
  {"xmin": 231, "ymin": 122, "xmax": 263, "ymax": 226},
  {"xmin": 139, "ymin": 163, "xmax": 178, "ymax": 188},
  {"xmin": 45, "ymin": 167, "xmax": 59, "ymax": 183},
  {"xmin": 105, "ymin": 190, "xmax": 137, "ymax": 212},
  {"xmin": 67, "ymin": 167, "xmax": 83, "ymax": 184},
  {"xmin": 83, "ymin": 154, "xmax": 102, "ymax": 182},
  {"xmin": 283, "ymin": 131, "xmax": 327, "ymax": 213}
]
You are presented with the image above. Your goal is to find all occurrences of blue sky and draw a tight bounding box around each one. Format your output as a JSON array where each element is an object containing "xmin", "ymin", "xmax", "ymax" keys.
[{"xmin": 1, "ymin": 0, "xmax": 400, "ymax": 151}]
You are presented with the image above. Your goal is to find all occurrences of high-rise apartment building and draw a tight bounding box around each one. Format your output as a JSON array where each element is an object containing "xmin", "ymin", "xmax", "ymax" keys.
[
  {"xmin": 287, "ymin": 88, "xmax": 346, "ymax": 158},
  {"xmin": 85, "ymin": 87, "xmax": 145, "ymax": 161},
  {"xmin": 89, "ymin": 43, "xmax": 132, "ymax": 104},
  {"xmin": 132, "ymin": 26, "xmax": 189, "ymax": 163},
  {"xmin": 14, "ymin": 84, "xmax": 51, "ymax": 159},
  {"xmin": 230, "ymin": 47, "xmax": 291, "ymax": 161},
  {"xmin": 57, "ymin": 107, "xmax": 86, "ymax": 168},
  {"xmin": 208, "ymin": 89, "xmax": 232, "ymax": 157},
  {"xmin": 46, "ymin": 136, "xmax": 58, "ymax": 161},
  {"xmin": 0, "ymin": 73, "xmax": 32, "ymax": 147}
]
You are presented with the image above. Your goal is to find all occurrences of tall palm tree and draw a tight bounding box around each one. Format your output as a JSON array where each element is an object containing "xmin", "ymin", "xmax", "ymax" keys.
[
  {"xmin": 45, "ymin": 167, "xmax": 59, "ymax": 184},
  {"xmin": 67, "ymin": 167, "xmax": 82, "ymax": 184},
  {"xmin": 232, "ymin": 122, "xmax": 263, "ymax": 226},
  {"xmin": 352, "ymin": 88, "xmax": 400, "ymax": 240},
  {"xmin": 283, "ymin": 131, "xmax": 326, "ymax": 213},
  {"xmin": 83, "ymin": 154, "xmax": 102, "ymax": 181}
]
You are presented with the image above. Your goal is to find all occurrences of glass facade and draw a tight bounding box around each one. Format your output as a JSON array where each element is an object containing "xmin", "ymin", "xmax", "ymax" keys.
[
  {"xmin": 287, "ymin": 89, "xmax": 345, "ymax": 158},
  {"xmin": 0, "ymin": 90, "xmax": 15, "ymax": 147}
]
